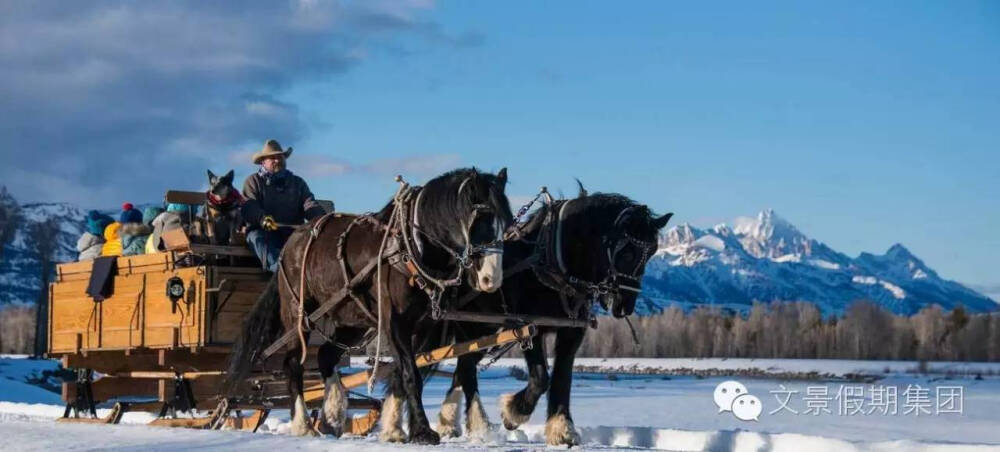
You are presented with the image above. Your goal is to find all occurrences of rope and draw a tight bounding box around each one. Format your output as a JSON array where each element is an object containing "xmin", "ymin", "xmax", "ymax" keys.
[
  {"xmin": 295, "ymin": 214, "xmax": 335, "ymax": 364},
  {"xmin": 369, "ymin": 178, "xmax": 408, "ymax": 393},
  {"xmin": 624, "ymin": 316, "xmax": 640, "ymax": 346}
]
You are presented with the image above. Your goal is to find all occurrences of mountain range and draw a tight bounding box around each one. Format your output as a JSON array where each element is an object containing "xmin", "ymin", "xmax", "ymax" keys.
[
  {"xmin": 637, "ymin": 209, "xmax": 997, "ymax": 315},
  {"xmin": 0, "ymin": 187, "xmax": 995, "ymax": 316}
]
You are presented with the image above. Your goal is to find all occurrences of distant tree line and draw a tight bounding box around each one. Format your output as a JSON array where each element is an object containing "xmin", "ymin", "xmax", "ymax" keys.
[
  {"xmin": 0, "ymin": 305, "xmax": 35, "ymax": 354},
  {"xmin": 0, "ymin": 186, "xmax": 60, "ymax": 355},
  {"xmin": 576, "ymin": 301, "xmax": 1000, "ymax": 361}
]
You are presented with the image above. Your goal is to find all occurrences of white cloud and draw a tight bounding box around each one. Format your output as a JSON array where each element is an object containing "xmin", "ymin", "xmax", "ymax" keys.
[{"xmin": 0, "ymin": 1, "xmax": 480, "ymax": 206}]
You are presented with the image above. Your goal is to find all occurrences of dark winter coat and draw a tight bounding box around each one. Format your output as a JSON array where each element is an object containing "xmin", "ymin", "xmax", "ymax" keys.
[{"xmin": 241, "ymin": 169, "xmax": 325, "ymax": 229}]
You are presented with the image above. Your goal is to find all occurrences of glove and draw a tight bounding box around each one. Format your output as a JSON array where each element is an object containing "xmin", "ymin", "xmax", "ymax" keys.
[{"xmin": 261, "ymin": 215, "xmax": 278, "ymax": 231}]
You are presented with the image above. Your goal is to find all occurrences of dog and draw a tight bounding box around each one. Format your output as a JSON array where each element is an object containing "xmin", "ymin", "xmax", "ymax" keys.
[{"xmin": 204, "ymin": 169, "xmax": 243, "ymax": 246}]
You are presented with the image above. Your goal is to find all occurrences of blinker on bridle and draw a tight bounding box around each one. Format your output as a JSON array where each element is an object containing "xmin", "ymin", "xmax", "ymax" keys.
[
  {"xmin": 414, "ymin": 175, "xmax": 506, "ymax": 269},
  {"xmin": 559, "ymin": 203, "xmax": 657, "ymax": 305}
]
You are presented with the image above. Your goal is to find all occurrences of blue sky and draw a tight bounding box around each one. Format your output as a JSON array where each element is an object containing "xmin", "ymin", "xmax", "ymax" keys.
[
  {"xmin": 1, "ymin": 1, "xmax": 997, "ymax": 290},
  {"xmin": 285, "ymin": 2, "xmax": 1000, "ymax": 288}
]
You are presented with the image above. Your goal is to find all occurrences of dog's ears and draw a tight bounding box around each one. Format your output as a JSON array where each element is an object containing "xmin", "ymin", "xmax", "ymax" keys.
[
  {"xmin": 207, "ymin": 170, "xmax": 217, "ymax": 185},
  {"xmin": 222, "ymin": 170, "xmax": 234, "ymax": 185}
]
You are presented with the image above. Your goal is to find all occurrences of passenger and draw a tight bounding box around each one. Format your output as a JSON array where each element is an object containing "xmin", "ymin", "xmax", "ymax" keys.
[
  {"xmin": 119, "ymin": 203, "xmax": 151, "ymax": 256},
  {"xmin": 146, "ymin": 204, "xmax": 188, "ymax": 253},
  {"xmin": 77, "ymin": 210, "xmax": 113, "ymax": 261},
  {"xmin": 101, "ymin": 221, "xmax": 123, "ymax": 256}
]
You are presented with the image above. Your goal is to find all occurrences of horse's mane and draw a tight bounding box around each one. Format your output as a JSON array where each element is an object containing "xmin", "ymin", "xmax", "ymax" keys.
[
  {"xmin": 520, "ymin": 192, "xmax": 659, "ymax": 237},
  {"xmin": 375, "ymin": 168, "xmax": 512, "ymax": 241}
]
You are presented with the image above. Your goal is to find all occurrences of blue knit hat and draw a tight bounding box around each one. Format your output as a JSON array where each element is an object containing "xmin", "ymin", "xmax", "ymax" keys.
[
  {"xmin": 142, "ymin": 206, "xmax": 164, "ymax": 225},
  {"xmin": 166, "ymin": 203, "xmax": 187, "ymax": 213},
  {"xmin": 119, "ymin": 203, "xmax": 143, "ymax": 224},
  {"xmin": 85, "ymin": 210, "xmax": 113, "ymax": 236}
]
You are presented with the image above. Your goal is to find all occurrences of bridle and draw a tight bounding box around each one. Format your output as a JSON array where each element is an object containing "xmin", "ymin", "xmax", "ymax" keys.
[
  {"xmin": 527, "ymin": 197, "xmax": 657, "ymax": 318},
  {"xmin": 394, "ymin": 174, "xmax": 508, "ymax": 319},
  {"xmin": 411, "ymin": 175, "xmax": 505, "ymax": 270}
]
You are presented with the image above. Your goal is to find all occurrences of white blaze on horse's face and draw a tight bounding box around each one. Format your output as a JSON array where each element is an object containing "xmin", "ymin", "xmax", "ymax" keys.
[
  {"xmin": 475, "ymin": 217, "xmax": 504, "ymax": 293},
  {"xmin": 478, "ymin": 252, "xmax": 502, "ymax": 292}
]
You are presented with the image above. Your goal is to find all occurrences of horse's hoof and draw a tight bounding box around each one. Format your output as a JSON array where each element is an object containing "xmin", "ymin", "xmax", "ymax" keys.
[
  {"xmin": 410, "ymin": 428, "xmax": 441, "ymax": 445},
  {"xmin": 437, "ymin": 423, "xmax": 462, "ymax": 439},
  {"xmin": 290, "ymin": 424, "xmax": 321, "ymax": 437},
  {"xmin": 379, "ymin": 428, "xmax": 407, "ymax": 443},
  {"xmin": 545, "ymin": 413, "xmax": 581, "ymax": 447},
  {"xmin": 316, "ymin": 418, "xmax": 343, "ymax": 438},
  {"xmin": 499, "ymin": 393, "xmax": 531, "ymax": 430}
]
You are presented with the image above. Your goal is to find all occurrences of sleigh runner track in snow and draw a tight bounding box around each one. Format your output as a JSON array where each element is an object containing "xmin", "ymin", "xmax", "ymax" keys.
[{"xmin": 44, "ymin": 186, "xmax": 541, "ymax": 437}]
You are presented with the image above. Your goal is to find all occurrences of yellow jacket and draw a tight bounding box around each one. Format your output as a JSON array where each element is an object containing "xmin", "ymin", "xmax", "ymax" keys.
[
  {"xmin": 144, "ymin": 234, "xmax": 157, "ymax": 254},
  {"xmin": 101, "ymin": 222, "xmax": 122, "ymax": 256}
]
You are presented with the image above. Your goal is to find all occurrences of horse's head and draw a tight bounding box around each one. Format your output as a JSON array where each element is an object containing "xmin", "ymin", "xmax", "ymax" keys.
[
  {"xmin": 419, "ymin": 167, "xmax": 512, "ymax": 293},
  {"xmin": 560, "ymin": 193, "xmax": 672, "ymax": 318}
]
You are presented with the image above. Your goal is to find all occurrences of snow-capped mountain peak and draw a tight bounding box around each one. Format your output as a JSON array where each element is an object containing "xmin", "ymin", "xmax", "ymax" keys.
[
  {"xmin": 641, "ymin": 210, "xmax": 996, "ymax": 316},
  {"xmin": 730, "ymin": 209, "xmax": 814, "ymax": 260}
]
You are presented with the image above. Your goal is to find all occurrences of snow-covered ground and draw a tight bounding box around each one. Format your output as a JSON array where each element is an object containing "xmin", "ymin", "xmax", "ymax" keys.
[{"xmin": 2, "ymin": 355, "xmax": 1000, "ymax": 451}]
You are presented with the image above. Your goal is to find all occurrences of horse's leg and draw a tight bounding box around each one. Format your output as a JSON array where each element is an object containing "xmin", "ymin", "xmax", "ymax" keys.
[
  {"xmin": 436, "ymin": 370, "xmax": 464, "ymax": 438},
  {"xmin": 317, "ymin": 328, "xmax": 364, "ymax": 436},
  {"xmin": 500, "ymin": 333, "xmax": 548, "ymax": 430},
  {"xmin": 377, "ymin": 369, "xmax": 408, "ymax": 443},
  {"xmin": 284, "ymin": 347, "xmax": 318, "ymax": 437},
  {"xmin": 545, "ymin": 327, "xmax": 585, "ymax": 446},
  {"xmin": 457, "ymin": 350, "xmax": 495, "ymax": 438},
  {"xmin": 389, "ymin": 314, "xmax": 440, "ymax": 445}
]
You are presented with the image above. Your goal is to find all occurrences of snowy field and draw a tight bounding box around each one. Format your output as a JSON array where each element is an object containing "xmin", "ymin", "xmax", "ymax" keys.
[{"xmin": 2, "ymin": 355, "xmax": 1000, "ymax": 451}]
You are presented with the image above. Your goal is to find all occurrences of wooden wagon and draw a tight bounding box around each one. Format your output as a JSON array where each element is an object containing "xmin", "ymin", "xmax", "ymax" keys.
[{"xmin": 46, "ymin": 190, "xmax": 538, "ymax": 435}]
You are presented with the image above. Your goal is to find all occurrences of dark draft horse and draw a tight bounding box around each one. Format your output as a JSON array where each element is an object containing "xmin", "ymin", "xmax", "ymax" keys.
[
  {"xmin": 227, "ymin": 168, "xmax": 512, "ymax": 445},
  {"xmin": 385, "ymin": 187, "xmax": 671, "ymax": 445}
]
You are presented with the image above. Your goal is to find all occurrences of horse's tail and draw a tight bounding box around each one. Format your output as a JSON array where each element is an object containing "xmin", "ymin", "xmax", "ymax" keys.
[{"xmin": 224, "ymin": 272, "xmax": 282, "ymax": 395}]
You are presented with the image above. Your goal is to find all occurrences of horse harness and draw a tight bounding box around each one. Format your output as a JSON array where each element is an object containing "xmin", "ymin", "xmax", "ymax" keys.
[
  {"xmin": 260, "ymin": 177, "xmax": 504, "ymax": 361},
  {"xmin": 457, "ymin": 193, "xmax": 658, "ymax": 322}
]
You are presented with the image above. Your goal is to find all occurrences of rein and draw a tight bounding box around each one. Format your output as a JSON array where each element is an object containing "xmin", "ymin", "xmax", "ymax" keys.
[
  {"xmin": 263, "ymin": 173, "xmax": 507, "ymax": 370},
  {"xmin": 528, "ymin": 195, "xmax": 657, "ymax": 320}
]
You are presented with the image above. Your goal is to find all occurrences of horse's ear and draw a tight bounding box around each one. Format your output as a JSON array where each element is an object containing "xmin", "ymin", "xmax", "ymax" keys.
[
  {"xmin": 496, "ymin": 167, "xmax": 508, "ymax": 189},
  {"xmin": 575, "ymin": 178, "xmax": 587, "ymax": 198},
  {"xmin": 652, "ymin": 212, "xmax": 674, "ymax": 230},
  {"xmin": 222, "ymin": 170, "xmax": 234, "ymax": 185},
  {"xmin": 207, "ymin": 170, "xmax": 217, "ymax": 184}
]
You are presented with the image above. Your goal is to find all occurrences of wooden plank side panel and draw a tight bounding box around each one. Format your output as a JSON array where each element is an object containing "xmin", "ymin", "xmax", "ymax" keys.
[
  {"xmin": 57, "ymin": 252, "xmax": 176, "ymax": 279},
  {"xmin": 206, "ymin": 267, "xmax": 268, "ymax": 346},
  {"xmin": 98, "ymin": 273, "xmax": 145, "ymax": 350},
  {"xmin": 50, "ymin": 279, "xmax": 101, "ymax": 353},
  {"xmin": 143, "ymin": 267, "xmax": 206, "ymax": 348},
  {"xmin": 63, "ymin": 377, "xmax": 159, "ymax": 404},
  {"xmin": 116, "ymin": 252, "xmax": 175, "ymax": 276},
  {"xmin": 211, "ymin": 290, "xmax": 263, "ymax": 345}
]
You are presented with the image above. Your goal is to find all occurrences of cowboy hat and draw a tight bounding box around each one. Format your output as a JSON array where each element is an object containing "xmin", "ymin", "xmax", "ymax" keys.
[{"xmin": 251, "ymin": 139, "xmax": 293, "ymax": 164}]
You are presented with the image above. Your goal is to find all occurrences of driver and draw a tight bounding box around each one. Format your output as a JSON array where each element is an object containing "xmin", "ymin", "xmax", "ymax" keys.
[{"xmin": 241, "ymin": 139, "xmax": 327, "ymax": 272}]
